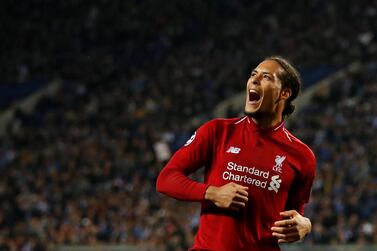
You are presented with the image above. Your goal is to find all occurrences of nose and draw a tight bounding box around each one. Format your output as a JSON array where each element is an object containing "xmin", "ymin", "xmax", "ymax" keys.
[{"xmin": 251, "ymin": 74, "xmax": 261, "ymax": 85}]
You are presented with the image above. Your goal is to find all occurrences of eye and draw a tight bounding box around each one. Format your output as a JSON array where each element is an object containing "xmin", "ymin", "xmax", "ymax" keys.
[
  {"xmin": 263, "ymin": 74, "xmax": 272, "ymax": 80},
  {"xmin": 250, "ymin": 72, "xmax": 256, "ymax": 77}
]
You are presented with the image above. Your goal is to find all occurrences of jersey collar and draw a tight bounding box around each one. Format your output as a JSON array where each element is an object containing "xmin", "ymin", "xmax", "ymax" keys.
[{"xmin": 246, "ymin": 116, "xmax": 285, "ymax": 133}]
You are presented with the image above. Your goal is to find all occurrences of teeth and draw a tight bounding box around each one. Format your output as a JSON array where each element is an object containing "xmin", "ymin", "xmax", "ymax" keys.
[{"xmin": 249, "ymin": 89, "xmax": 258, "ymax": 94}]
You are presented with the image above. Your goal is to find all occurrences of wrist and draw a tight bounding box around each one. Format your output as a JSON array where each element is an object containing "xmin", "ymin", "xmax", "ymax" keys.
[{"xmin": 205, "ymin": 185, "xmax": 218, "ymax": 202}]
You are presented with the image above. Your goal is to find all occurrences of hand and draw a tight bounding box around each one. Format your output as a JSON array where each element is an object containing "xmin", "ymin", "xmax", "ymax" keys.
[
  {"xmin": 271, "ymin": 210, "xmax": 312, "ymax": 243},
  {"xmin": 205, "ymin": 182, "xmax": 248, "ymax": 211}
]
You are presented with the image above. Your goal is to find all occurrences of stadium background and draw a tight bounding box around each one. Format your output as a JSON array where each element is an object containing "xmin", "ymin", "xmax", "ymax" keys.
[{"xmin": 0, "ymin": 0, "xmax": 377, "ymax": 250}]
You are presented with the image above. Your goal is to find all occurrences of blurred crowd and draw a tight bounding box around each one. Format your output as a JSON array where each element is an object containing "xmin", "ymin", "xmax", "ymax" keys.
[
  {"xmin": 0, "ymin": 0, "xmax": 377, "ymax": 250},
  {"xmin": 289, "ymin": 62, "xmax": 377, "ymax": 245}
]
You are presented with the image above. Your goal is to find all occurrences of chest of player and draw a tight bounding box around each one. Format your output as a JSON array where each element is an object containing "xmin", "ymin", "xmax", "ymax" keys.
[{"xmin": 210, "ymin": 134, "xmax": 296, "ymax": 195}]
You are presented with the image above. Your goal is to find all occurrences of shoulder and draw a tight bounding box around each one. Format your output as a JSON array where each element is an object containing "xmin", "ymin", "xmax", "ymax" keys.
[
  {"xmin": 185, "ymin": 118, "xmax": 242, "ymax": 147},
  {"xmin": 282, "ymin": 128, "xmax": 316, "ymax": 165},
  {"xmin": 201, "ymin": 117, "xmax": 245, "ymax": 127},
  {"xmin": 201, "ymin": 117, "xmax": 246, "ymax": 131},
  {"xmin": 282, "ymin": 128, "xmax": 316, "ymax": 180}
]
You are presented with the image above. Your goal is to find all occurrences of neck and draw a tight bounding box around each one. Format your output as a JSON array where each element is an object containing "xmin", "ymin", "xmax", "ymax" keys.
[{"xmin": 250, "ymin": 113, "xmax": 283, "ymax": 129}]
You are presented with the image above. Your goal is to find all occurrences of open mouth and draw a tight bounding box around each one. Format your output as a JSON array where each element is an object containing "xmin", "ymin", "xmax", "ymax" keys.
[{"xmin": 249, "ymin": 90, "xmax": 261, "ymax": 102}]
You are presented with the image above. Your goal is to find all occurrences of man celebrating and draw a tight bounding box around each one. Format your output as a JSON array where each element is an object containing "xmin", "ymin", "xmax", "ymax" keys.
[{"xmin": 156, "ymin": 56, "xmax": 316, "ymax": 251}]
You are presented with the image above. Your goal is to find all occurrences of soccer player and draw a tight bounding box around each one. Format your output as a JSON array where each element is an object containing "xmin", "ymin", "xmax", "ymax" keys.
[{"xmin": 156, "ymin": 56, "xmax": 316, "ymax": 251}]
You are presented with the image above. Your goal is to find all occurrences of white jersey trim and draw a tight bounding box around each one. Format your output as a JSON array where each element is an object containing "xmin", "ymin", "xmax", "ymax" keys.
[
  {"xmin": 234, "ymin": 116, "xmax": 247, "ymax": 125},
  {"xmin": 274, "ymin": 123, "xmax": 285, "ymax": 131},
  {"xmin": 283, "ymin": 128, "xmax": 293, "ymax": 142}
]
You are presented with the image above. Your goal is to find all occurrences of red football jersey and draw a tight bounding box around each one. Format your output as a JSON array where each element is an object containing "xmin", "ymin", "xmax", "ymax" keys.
[{"xmin": 156, "ymin": 116, "xmax": 316, "ymax": 251}]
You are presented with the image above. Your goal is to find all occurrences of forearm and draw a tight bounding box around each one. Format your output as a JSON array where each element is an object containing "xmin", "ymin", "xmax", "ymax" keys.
[{"xmin": 156, "ymin": 168, "xmax": 209, "ymax": 201}]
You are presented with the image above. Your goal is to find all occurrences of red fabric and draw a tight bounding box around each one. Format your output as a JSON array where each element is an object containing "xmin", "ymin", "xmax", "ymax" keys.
[{"xmin": 156, "ymin": 117, "xmax": 316, "ymax": 251}]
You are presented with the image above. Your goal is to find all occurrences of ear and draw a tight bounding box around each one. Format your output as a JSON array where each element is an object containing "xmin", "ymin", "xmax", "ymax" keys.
[{"xmin": 280, "ymin": 88, "xmax": 292, "ymax": 101}]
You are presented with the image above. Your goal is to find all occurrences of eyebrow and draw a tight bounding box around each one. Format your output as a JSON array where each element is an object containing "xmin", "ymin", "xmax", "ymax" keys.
[{"xmin": 251, "ymin": 70, "xmax": 273, "ymax": 76}]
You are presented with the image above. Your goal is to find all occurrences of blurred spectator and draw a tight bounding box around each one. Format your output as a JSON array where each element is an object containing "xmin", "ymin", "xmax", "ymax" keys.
[
  {"xmin": 290, "ymin": 61, "xmax": 377, "ymax": 245},
  {"xmin": 0, "ymin": 1, "xmax": 377, "ymax": 250}
]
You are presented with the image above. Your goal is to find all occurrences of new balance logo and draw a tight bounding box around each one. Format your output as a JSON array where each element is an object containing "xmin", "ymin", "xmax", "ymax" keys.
[
  {"xmin": 268, "ymin": 175, "xmax": 282, "ymax": 193},
  {"xmin": 226, "ymin": 146, "xmax": 241, "ymax": 154}
]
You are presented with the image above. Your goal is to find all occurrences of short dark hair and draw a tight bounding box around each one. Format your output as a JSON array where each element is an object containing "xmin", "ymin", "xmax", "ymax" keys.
[{"xmin": 266, "ymin": 56, "xmax": 301, "ymax": 117}]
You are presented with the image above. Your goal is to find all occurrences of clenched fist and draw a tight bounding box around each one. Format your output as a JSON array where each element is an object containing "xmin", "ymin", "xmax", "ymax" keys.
[{"xmin": 205, "ymin": 182, "xmax": 248, "ymax": 211}]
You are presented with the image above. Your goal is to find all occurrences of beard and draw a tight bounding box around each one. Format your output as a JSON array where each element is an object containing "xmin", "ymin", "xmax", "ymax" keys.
[
  {"xmin": 244, "ymin": 109, "xmax": 275, "ymax": 120},
  {"xmin": 244, "ymin": 109, "xmax": 264, "ymax": 119}
]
